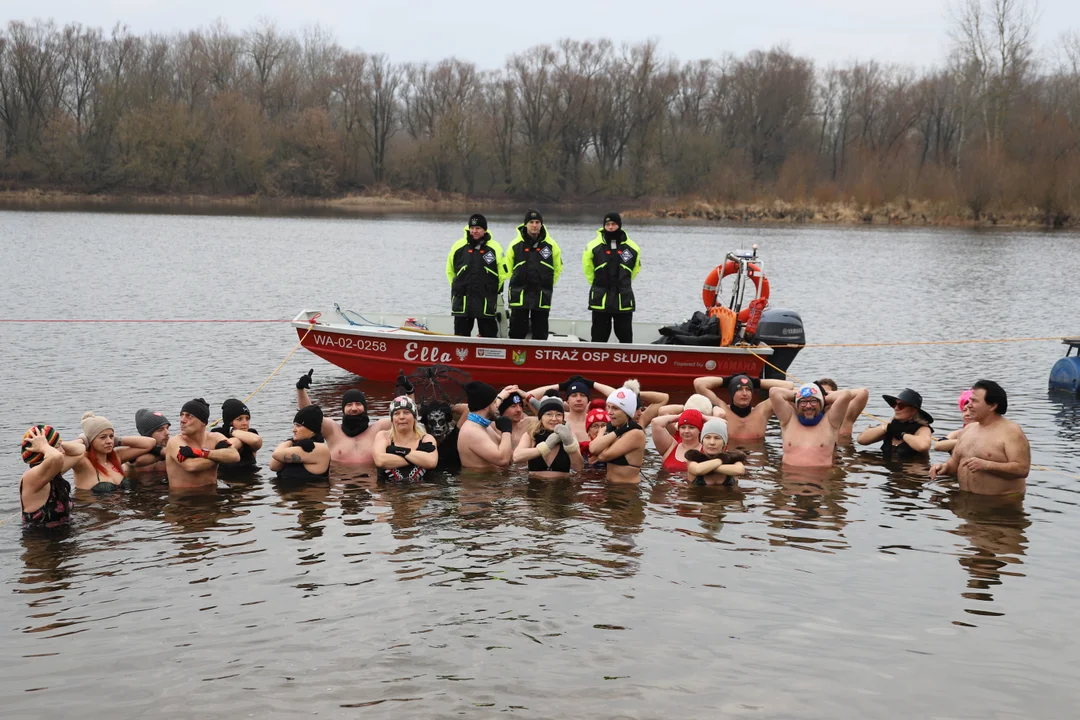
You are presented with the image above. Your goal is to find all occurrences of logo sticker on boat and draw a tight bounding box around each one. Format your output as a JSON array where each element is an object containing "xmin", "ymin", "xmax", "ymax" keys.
[
  {"xmin": 705, "ymin": 360, "xmax": 717, "ymax": 371},
  {"xmin": 476, "ymin": 347, "xmax": 507, "ymax": 360},
  {"xmin": 512, "ymin": 350, "xmax": 527, "ymax": 365},
  {"xmin": 456, "ymin": 347, "xmax": 468, "ymax": 361}
]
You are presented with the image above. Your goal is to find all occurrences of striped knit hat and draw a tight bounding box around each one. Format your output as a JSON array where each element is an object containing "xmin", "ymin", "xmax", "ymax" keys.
[{"xmin": 21, "ymin": 425, "xmax": 62, "ymax": 466}]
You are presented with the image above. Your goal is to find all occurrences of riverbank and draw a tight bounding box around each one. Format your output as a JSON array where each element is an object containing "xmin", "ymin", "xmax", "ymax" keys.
[{"xmin": 0, "ymin": 188, "xmax": 1073, "ymax": 227}]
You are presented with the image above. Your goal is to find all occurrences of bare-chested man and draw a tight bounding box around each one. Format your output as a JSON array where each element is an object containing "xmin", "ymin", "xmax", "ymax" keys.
[
  {"xmin": 165, "ymin": 398, "xmax": 241, "ymax": 489},
  {"xmin": 930, "ymin": 380, "xmax": 1030, "ymax": 496},
  {"xmin": 458, "ymin": 380, "xmax": 514, "ymax": 469},
  {"xmin": 769, "ymin": 383, "xmax": 855, "ymax": 467},
  {"xmin": 129, "ymin": 408, "xmax": 171, "ymax": 474},
  {"xmin": 496, "ymin": 386, "xmax": 530, "ymax": 447},
  {"xmin": 694, "ymin": 374, "xmax": 789, "ymax": 440},
  {"xmin": 295, "ymin": 369, "xmax": 391, "ymax": 465}
]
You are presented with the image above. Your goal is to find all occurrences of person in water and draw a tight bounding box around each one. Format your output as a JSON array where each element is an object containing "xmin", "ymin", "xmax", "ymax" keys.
[
  {"xmin": 72, "ymin": 412, "xmax": 156, "ymax": 493},
  {"xmin": 769, "ymin": 383, "xmax": 856, "ymax": 467},
  {"xmin": 930, "ymin": 380, "xmax": 1030, "ymax": 496},
  {"xmin": 446, "ymin": 213, "xmax": 506, "ymax": 338},
  {"xmin": 581, "ymin": 405, "xmax": 610, "ymax": 467},
  {"xmin": 526, "ymin": 374, "xmax": 617, "ymax": 442},
  {"xmin": 582, "ymin": 212, "xmax": 641, "ymax": 343},
  {"xmin": 684, "ymin": 418, "xmax": 747, "ymax": 486},
  {"xmin": 458, "ymin": 380, "xmax": 515, "ymax": 469},
  {"xmin": 815, "ymin": 379, "xmax": 870, "ymax": 437},
  {"xmin": 165, "ymin": 398, "xmax": 241, "ymax": 489},
  {"xmin": 296, "ymin": 369, "xmax": 390, "ymax": 465},
  {"xmin": 504, "ymin": 209, "xmax": 562, "ymax": 341},
  {"xmin": 587, "ymin": 381, "xmax": 647, "ymax": 483},
  {"xmin": 373, "ymin": 396, "xmax": 439, "ymax": 483},
  {"xmin": 934, "ymin": 389, "xmax": 974, "ymax": 453},
  {"xmin": 693, "ymin": 374, "xmax": 790, "ymax": 440},
  {"xmin": 128, "ymin": 408, "xmax": 171, "ymax": 474},
  {"xmin": 513, "ymin": 393, "xmax": 583, "ymax": 477},
  {"xmin": 271, "ymin": 405, "xmax": 331, "ymax": 482},
  {"xmin": 856, "ymin": 388, "xmax": 934, "ymax": 459},
  {"xmin": 420, "ymin": 400, "xmax": 463, "ymax": 473},
  {"xmin": 651, "ymin": 408, "xmax": 704, "ymax": 473},
  {"xmin": 497, "ymin": 387, "xmax": 530, "ymax": 447},
  {"xmin": 19, "ymin": 425, "xmax": 85, "ymax": 528},
  {"xmin": 211, "ymin": 398, "xmax": 262, "ymax": 470}
]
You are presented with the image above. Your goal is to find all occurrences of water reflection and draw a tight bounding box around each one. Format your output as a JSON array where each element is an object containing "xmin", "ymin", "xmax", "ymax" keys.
[{"xmin": 938, "ymin": 490, "xmax": 1030, "ymax": 619}]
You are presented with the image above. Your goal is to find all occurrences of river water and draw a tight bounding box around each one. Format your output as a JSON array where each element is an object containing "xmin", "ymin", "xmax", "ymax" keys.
[{"xmin": 1, "ymin": 210, "xmax": 1078, "ymax": 718}]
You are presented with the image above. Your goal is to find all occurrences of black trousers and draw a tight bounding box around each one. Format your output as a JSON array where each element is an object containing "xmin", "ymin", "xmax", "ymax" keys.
[
  {"xmin": 509, "ymin": 308, "xmax": 550, "ymax": 341},
  {"xmin": 454, "ymin": 315, "xmax": 499, "ymax": 338},
  {"xmin": 591, "ymin": 311, "xmax": 633, "ymax": 343}
]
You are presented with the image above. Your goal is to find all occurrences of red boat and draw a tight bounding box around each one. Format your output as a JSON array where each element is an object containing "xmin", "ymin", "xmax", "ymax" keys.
[{"xmin": 292, "ymin": 250, "xmax": 805, "ymax": 389}]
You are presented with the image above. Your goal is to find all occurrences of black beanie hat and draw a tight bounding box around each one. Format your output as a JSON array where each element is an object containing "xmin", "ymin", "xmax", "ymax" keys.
[
  {"xmin": 524, "ymin": 209, "xmax": 543, "ymax": 224},
  {"xmin": 221, "ymin": 398, "xmax": 250, "ymax": 429},
  {"xmin": 135, "ymin": 408, "xmax": 170, "ymax": 437},
  {"xmin": 603, "ymin": 212, "xmax": 622, "ymax": 228},
  {"xmin": 294, "ymin": 404, "xmax": 323, "ymax": 434},
  {"xmin": 498, "ymin": 391, "xmax": 523, "ymax": 414},
  {"xmin": 468, "ymin": 213, "xmax": 488, "ymax": 230},
  {"xmin": 537, "ymin": 395, "xmax": 565, "ymax": 418},
  {"xmin": 181, "ymin": 398, "xmax": 211, "ymax": 424},
  {"xmin": 465, "ymin": 381, "xmax": 499, "ymax": 412},
  {"xmin": 341, "ymin": 389, "xmax": 368, "ymax": 412}
]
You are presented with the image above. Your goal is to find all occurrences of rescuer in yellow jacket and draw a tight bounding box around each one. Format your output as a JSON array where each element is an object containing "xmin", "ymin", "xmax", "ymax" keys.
[
  {"xmin": 502, "ymin": 209, "xmax": 562, "ymax": 341},
  {"xmin": 581, "ymin": 212, "xmax": 641, "ymax": 343},
  {"xmin": 445, "ymin": 213, "xmax": 506, "ymax": 337}
]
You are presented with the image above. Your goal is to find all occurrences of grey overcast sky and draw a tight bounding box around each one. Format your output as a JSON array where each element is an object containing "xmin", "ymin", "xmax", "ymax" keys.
[{"xmin": 9, "ymin": 0, "xmax": 1079, "ymax": 69}]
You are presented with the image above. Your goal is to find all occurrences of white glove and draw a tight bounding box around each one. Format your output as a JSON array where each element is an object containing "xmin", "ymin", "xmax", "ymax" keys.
[{"xmin": 553, "ymin": 424, "xmax": 579, "ymax": 454}]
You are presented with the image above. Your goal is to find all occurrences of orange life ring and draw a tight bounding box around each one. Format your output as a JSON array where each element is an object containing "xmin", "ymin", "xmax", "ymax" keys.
[{"xmin": 702, "ymin": 261, "xmax": 770, "ymax": 322}]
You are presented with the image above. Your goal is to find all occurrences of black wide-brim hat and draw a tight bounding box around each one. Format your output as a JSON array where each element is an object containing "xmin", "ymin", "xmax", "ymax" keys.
[{"xmin": 883, "ymin": 388, "xmax": 934, "ymax": 425}]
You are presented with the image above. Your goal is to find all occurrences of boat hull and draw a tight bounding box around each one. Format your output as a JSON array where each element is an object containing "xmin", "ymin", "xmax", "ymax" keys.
[{"xmin": 292, "ymin": 311, "xmax": 774, "ymax": 388}]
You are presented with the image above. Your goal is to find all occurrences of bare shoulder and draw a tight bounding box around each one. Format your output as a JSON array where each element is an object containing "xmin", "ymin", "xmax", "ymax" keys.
[{"xmin": 1004, "ymin": 419, "xmax": 1029, "ymax": 441}]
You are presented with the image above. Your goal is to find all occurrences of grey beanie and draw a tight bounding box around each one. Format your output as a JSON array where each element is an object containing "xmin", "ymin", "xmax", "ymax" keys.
[{"xmin": 135, "ymin": 408, "xmax": 170, "ymax": 437}]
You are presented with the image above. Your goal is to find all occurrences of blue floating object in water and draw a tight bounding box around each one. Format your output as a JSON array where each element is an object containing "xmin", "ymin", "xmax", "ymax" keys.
[{"xmin": 1050, "ymin": 338, "xmax": 1080, "ymax": 394}]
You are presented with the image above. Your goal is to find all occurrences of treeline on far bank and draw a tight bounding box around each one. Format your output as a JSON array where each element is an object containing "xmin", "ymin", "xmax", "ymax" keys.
[{"xmin": 2, "ymin": 6, "xmax": 1078, "ymax": 225}]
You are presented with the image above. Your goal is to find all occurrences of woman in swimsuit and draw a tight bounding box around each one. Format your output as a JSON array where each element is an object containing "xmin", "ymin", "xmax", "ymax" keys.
[
  {"xmin": 934, "ymin": 389, "xmax": 974, "ymax": 453},
  {"xmin": 213, "ymin": 398, "xmax": 263, "ymax": 470},
  {"xmin": 19, "ymin": 425, "xmax": 86, "ymax": 528},
  {"xmin": 271, "ymin": 405, "xmax": 332, "ymax": 482},
  {"xmin": 72, "ymin": 412, "xmax": 157, "ymax": 493},
  {"xmin": 513, "ymin": 394, "xmax": 583, "ymax": 478},
  {"xmin": 373, "ymin": 396, "xmax": 438, "ymax": 482},
  {"xmin": 587, "ymin": 381, "xmax": 647, "ymax": 484},
  {"xmin": 651, "ymin": 408, "xmax": 704, "ymax": 473},
  {"xmin": 685, "ymin": 418, "xmax": 746, "ymax": 486},
  {"xmin": 856, "ymin": 388, "xmax": 934, "ymax": 459}
]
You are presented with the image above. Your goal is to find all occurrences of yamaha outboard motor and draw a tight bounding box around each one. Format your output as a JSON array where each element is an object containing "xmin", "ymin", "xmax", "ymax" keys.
[{"xmin": 748, "ymin": 309, "xmax": 804, "ymax": 379}]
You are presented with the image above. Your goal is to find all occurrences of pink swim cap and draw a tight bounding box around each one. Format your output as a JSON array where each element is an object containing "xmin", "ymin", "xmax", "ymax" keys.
[{"xmin": 958, "ymin": 389, "xmax": 973, "ymax": 411}]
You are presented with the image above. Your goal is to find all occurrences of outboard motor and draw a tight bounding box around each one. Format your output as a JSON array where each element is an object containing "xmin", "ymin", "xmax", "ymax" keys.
[{"xmin": 748, "ymin": 309, "xmax": 804, "ymax": 379}]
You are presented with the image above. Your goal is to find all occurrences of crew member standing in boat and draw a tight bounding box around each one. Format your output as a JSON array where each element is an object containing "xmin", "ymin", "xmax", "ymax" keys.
[
  {"xmin": 582, "ymin": 212, "xmax": 641, "ymax": 343},
  {"xmin": 504, "ymin": 209, "xmax": 561, "ymax": 341},
  {"xmin": 446, "ymin": 213, "xmax": 506, "ymax": 338}
]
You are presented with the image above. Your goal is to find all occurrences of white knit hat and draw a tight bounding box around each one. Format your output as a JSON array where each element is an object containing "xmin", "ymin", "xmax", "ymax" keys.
[
  {"xmin": 606, "ymin": 386, "xmax": 637, "ymax": 418},
  {"xmin": 701, "ymin": 418, "xmax": 729, "ymax": 446}
]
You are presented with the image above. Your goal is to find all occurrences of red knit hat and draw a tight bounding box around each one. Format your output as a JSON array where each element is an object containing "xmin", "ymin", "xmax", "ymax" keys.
[{"xmin": 677, "ymin": 409, "xmax": 705, "ymax": 432}]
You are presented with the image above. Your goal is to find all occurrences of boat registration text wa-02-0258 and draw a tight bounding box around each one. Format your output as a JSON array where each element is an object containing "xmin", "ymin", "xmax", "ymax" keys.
[{"xmin": 312, "ymin": 334, "xmax": 388, "ymax": 353}]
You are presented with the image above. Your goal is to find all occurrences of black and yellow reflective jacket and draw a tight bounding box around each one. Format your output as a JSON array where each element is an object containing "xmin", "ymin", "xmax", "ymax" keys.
[
  {"xmin": 445, "ymin": 229, "xmax": 506, "ymax": 316},
  {"xmin": 502, "ymin": 224, "xmax": 562, "ymax": 310},
  {"xmin": 581, "ymin": 229, "xmax": 642, "ymax": 313}
]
